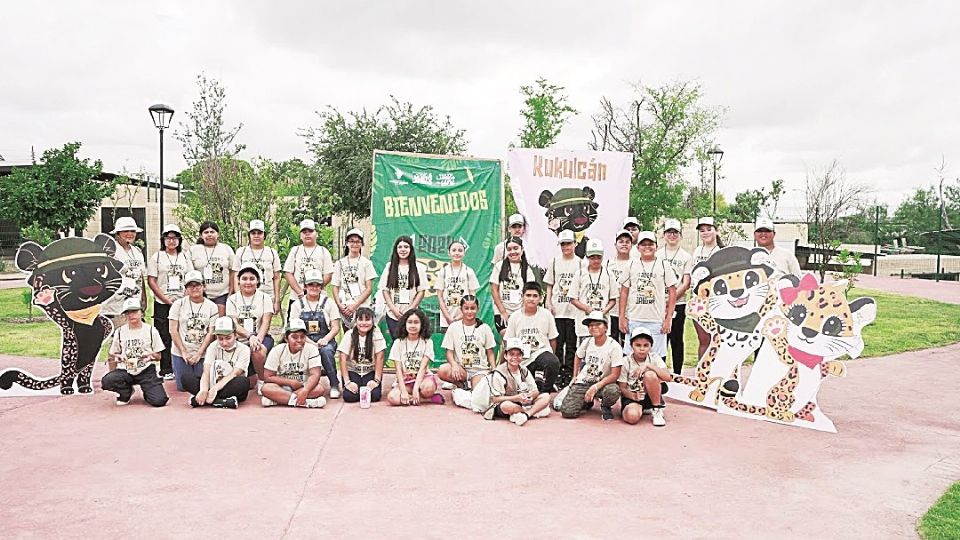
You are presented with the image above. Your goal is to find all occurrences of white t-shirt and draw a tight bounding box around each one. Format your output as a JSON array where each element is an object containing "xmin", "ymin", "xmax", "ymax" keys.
[
  {"xmin": 103, "ymin": 244, "xmax": 146, "ymax": 316},
  {"xmin": 618, "ymin": 353, "xmax": 668, "ymax": 395},
  {"xmin": 377, "ymin": 261, "xmax": 429, "ymax": 319},
  {"xmin": 764, "ymin": 246, "xmax": 801, "ymax": 276},
  {"xmin": 109, "ymin": 324, "xmax": 165, "ymax": 375},
  {"xmin": 436, "ymin": 263, "xmax": 480, "ymax": 327},
  {"xmin": 204, "ymin": 342, "xmax": 251, "ymax": 382},
  {"xmin": 147, "ymin": 251, "xmax": 194, "ymax": 301},
  {"xmin": 569, "ymin": 266, "xmax": 617, "ymax": 337},
  {"xmin": 489, "ymin": 366, "xmax": 537, "ymax": 397},
  {"xmin": 505, "ymin": 307, "xmax": 559, "ymax": 365},
  {"xmin": 232, "ymin": 245, "xmax": 282, "ymax": 298},
  {"xmin": 336, "ymin": 327, "xmax": 387, "ymax": 376},
  {"xmin": 288, "ymin": 295, "xmax": 341, "ymax": 341},
  {"xmin": 684, "ymin": 245, "xmax": 722, "ymax": 276},
  {"xmin": 441, "ymin": 320, "xmax": 497, "ymax": 372},
  {"xmin": 168, "ymin": 296, "xmax": 219, "ymax": 357},
  {"xmin": 605, "ymin": 258, "xmax": 632, "ymax": 318},
  {"xmin": 388, "ymin": 337, "xmax": 436, "ymax": 377},
  {"xmin": 284, "ymin": 244, "xmax": 334, "ymax": 290},
  {"xmin": 189, "ymin": 243, "xmax": 236, "ymax": 298},
  {"xmin": 225, "ymin": 291, "xmax": 274, "ymax": 339},
  {"xmin": 574, "ymin": 337, "xmax": 624, "ymax": 384},
  {"xmin": 490, "ymin": 262, "xmax": 537, "ymax": 315},
  {"xmin": 618, "ymin": 257, "xmax": 678, "ymax": 322},
  {"xmin": 264, "ymin": 343, "xmax": 322, "ymax": 383},
  {"xmin": 544, "ymin": 255, "xmax": 585, "ymax": 319},
  {"xmin": 656, "ymin": 246, "xmax": 691, "ymax": 305},
  {"xmin": 331, "ymin": 255, "xmax": 378, "ymax": 307}
]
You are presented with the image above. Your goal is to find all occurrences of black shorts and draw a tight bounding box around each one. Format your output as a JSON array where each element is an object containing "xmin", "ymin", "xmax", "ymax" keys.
[
  {"xmin": 620, "ymin": 382, "xmax": 668, "ymax": 410},
  {"xmin": 493, "ymin": 403, "xmax": 511, "ymax": 418},
  {"xmin": 494, "ymin": 315, "xmax": 508, "ymax": 333}
]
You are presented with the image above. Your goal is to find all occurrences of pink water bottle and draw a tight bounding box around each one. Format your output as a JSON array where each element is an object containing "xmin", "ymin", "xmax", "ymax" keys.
[{"xmin": 359, "ymin": 386, "xmax": 371, "ymax": 409}]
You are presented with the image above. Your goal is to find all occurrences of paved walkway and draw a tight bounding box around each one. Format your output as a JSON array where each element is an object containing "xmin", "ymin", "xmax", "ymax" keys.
[
  {"xmin": 855, "ymin": 274, "xmax": 960, "ymax": 304},
  {"xmin": 0, "ymin": 343, "xmax": 957, "ymax": 539}
]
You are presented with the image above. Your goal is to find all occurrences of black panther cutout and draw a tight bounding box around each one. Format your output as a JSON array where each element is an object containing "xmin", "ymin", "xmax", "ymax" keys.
[{"xmin": 538, "ymin": 186, "xmax": 599, "ymax": 258}]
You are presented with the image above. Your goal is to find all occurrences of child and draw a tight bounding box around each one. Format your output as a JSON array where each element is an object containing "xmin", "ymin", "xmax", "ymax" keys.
[
  {"xmin": 437, "ymin": 240, "xmax": 480, "ymax": 332},
  {"xmin": 486, "ymin": 338, "xmax": 552, "ymax": 426},
  {"xmin": 387, "ymin": 309, "xmax": 444, "ymax": 406},
  {"xmin": 438, "ymin": 295, "xmax": 498, "ymax": 409},
  {"xmin": 684, "ymin": 217, "xmax": 723, "ymax": 359},
  {"xmin": 489, "ymin": 236, "xmax": 537, "ymax": 336},
  {"xmin": 168, "ymin": 270, "xmax": 218, "ymax": 392},
  {"xmin": 225, "ymin": 264, "xmax": 275, "ymax": 389},
  {"xmin": 544, "ymin": 229, "xmax": 585, "ymax": 387},
  {"xmin": 618, "ymin": 328, "xmax": 673, "ymax": 426},
  {"xmin": 378, "ymin": 236, "xmax": 428, "ymax": 339},
  {"xmin": 232, "ymin": 219, "xmax": 283, "ymax": 314},
  {"xmin": 605, "ymin": 230, "xmax": 634, "ymax": 344},
  {"xmin": 283, "ymin": 218, "xmax": 334, "ymax": 318},
  {"xmin": 337, "ymin": 307, "xmax": 387, "ymax": 403},
  {"xmin": 657, "ymin": 218, "xmax": 692, "ymax": 374},
  {"xmin": 184, "ymin": 316, "xmax": 251, "ymax": 409},
  {"xmin": 559, "ymin": 312, "xmax": 622, "ymax": 420},
  {"xmin": 331, "ymin": 227, "xmax": 377, "ymax": 329},
  {"xmin": 102, "ymin": 299, "xmax": 168, "ymax": 407},
  {"xmin": 617, "ymin": 231, "xmax": 678, "ymax": 358},
  {"xmin": 188, "ymin": 221, "xmax": 236, "ymax": 315},
  {"xmin": 570, "ymin": 239, "xmax": 616, "ymax": 345},
  {"xmin": 289, "ymin": 269, "xmax": 342, "ymax": 398},
  {"xmin": 260, "ymin": 319, "xmax": 328, "ymax": 408},
  {"xmin": 504, "ymin": 282, "xmax": 560, "ymax": 393}
]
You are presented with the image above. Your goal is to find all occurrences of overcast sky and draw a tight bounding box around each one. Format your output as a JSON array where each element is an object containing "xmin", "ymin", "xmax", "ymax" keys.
[{"xmin": 2, "ymin": 1, "xmax": 957, "ymax": 218}]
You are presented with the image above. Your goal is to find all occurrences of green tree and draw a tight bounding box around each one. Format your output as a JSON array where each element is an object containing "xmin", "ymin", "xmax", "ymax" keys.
[
  {"xmin": 589, "ymin": 81, "xmax": 723, "ymax": 228},
  {"xmin": 727, "ymin": 179, "xmax": 786, "ymax": 222},
  {"xmin": 805, "ymin": 160, "xmax": 870, "ymax": 280},
  {"xmin": 302, "ymin": 96, "xmax": 468, "ymax": 219},
  {"xmin": 0, "ymin": 142, "xmax": 116, "ymax": 238}
]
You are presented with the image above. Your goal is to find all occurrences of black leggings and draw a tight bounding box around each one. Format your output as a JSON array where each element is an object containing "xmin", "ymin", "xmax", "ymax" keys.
[
  {"xmin": 555, "ymin": 318, "xmax": 577, "ymax": 387},
  {"xmin": 342, "ymin": 371, "xmax": 383, "ymax": 403},
  {"xmin": 667, "ymin": 304, "xmax": 687, "ymax": 374},
  {"xmin": 181, "ymin": 373, "xmax": 250, "ymax": 402},
  {"xmin": 527, "ymin": 351, "xmax": 560, "ymax": 393},
  {"xmin": 153, "ymin": 301, "xmax": 173, "ymax": 375}
]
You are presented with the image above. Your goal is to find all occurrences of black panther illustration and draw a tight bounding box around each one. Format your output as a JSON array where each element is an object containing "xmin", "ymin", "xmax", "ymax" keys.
[{"xmin": 539, "ymin": 186, "xmax": 599, "ymax": 257}]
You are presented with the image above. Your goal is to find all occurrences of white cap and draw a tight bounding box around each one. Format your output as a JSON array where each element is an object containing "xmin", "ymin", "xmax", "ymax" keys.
[
  {"xmin": 212, "ymin": 316, "xmax": 235, "ymax": 335},
  {"xmin": 754, "ymin": 217, "xmax": 775, "ymax": 232},
  {"xmin": 183, "ymin": 270, "xmax": 204, "ymax": 286},
  {"xmin": 637, "ymin": 231, "xmax": 657, "ymax": 244},
  {"xmin": 663, "ymin": 218, "xmax": 682, "ymax": 233},
  {"xmin": 286, "ymin": 318, "xmax": 308, "ymax": 335},
  {"xmin": 615, "ymin": 229, "xmax": 633, "ymax": 240},
  {"xmin": 508, "ymin": 214, "xmax": 525, "ymax": 227},
  {"xmin": 696, "ymin": 217, "xmax": 715, "ymax": 229},
  {"xmin": 622, "ymin": 217, "xmax": 640, "ymax": 228},
  {"xmin": 558, "ymin": 230, "xmax": 575, "ymax": 244},
  {"xmin": 503, "ymin": 337, "xmax": 525, "ymax": 353},
  {"xmin": 248, "ymin": 219, "xmax": 266, "ymax": 232},
  {"xmin": 299, "ymin": 219, "xmax": 317, "ymax": 231},
  {"xmin": 345, "ymin": 227, "xmax": 364, "ymax": 241},
  {"xmin": 237, "ymin": 263, "xmax": 262, "ymax": 281},
  {"xmin": 304, "ymin": 269, "xmax": 324, "ymax": 285},
  {"xmin": 630, "ymin": 326, "xmax": 654, "ymax": 343},
  {"xmin": 111, "ymin": 216, "xmax": 143, "ymax": 234},
  {"xmin": 581, "ymin": 310, "xmax": 608, "ymax": 326},
  {"xmin": 121, "ymin": 298, "xmax": 142, "ymax": 313},
  {"xmin": 585, "ymin": 239, "xmax": 604, "ymax": 257},
  {"xmin": 162, "ymin": 223, "xmax": 182, "ymax": 236}
]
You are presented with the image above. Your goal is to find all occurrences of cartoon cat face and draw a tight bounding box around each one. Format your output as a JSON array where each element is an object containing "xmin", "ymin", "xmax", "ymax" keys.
[
  {"xmin": 16, "ymin": 234, "xmax": 123, "ymax": 312},
  {"xmin": 777, "ymin": 275, "xmax": 877, "ymax": 359},
  {"xmin": 691, "ymin": 247, "xmax": 775, "ymax": 322},
  {"xmin": 539, "ymin": 187, "xmax": 599, "ymax": 233}
]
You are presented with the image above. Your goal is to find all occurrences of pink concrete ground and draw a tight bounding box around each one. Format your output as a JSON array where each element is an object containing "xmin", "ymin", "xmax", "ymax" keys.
[
  {"xmin": 0, "ymin": 343, "xmax": 958, "ymax": 539},
  {"xmin": 855, "ymin": 274, "xmax": 960, "ymax": 304}
]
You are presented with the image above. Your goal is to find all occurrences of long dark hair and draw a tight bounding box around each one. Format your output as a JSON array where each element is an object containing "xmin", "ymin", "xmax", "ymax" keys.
[
  {"xmin": 386, "ymin": 235, "xmax": 420, "ymax": 289},
  {"xmin": 396, "ymin": 308, "xmax": 431, "ymax": 340},
  {"xmin": 196, "ymin": 221, "xmax": 220, "ymax": 245},
  {"xmin": 160, "ymin": 231, "xmax": 183, "ymax": 254},
  {"xmin": 350, "ymin": 307, "xmax": 376, "ymax": 362},
  {"xmin": 498, "ymin": 236, "xmax": 532, "ymax": 283}
]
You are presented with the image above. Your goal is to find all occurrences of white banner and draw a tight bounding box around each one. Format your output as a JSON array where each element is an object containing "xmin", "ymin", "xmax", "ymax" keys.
[{"xmin": 507, "ymin": 148, "xmax": 633, "ymax": 267}]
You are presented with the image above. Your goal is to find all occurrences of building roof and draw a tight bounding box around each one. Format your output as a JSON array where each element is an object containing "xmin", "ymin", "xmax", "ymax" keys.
[{"xmin": 0, "ymin": 163, "xmax": 180, "ymax": 190}]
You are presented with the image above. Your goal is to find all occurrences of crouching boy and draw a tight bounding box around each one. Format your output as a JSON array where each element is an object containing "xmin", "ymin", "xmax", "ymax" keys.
[
  {"xmin": 102, "ymin": 298, "xmax": 168, "ymax": 407},
  {"xmin": 559, "ymin": 311, "xmax": 622, "ymax": 420},
  {"xmin": 618, "ymin": 327, "xmax": 672, "ymax": 426},
  {"xmin": 485, "ymin": 338, "xmax": 552, "ymax": 426}
]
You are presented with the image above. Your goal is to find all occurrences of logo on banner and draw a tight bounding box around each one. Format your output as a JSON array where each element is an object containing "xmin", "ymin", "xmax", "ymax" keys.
[{"xmin": 539, "ymin": 186, "xmax": 599, "ymax": 258}]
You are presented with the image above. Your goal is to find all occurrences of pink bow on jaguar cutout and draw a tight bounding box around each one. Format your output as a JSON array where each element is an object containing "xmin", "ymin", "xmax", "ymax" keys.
[{"xmin": 780, "ymin": 274, "xmax": 818, "ymax": 304}]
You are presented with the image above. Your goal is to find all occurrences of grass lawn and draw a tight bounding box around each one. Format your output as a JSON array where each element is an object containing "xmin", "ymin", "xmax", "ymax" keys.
[{"xmin": 919, "ymin": 482, "xmax": 960, "ymax": 539}]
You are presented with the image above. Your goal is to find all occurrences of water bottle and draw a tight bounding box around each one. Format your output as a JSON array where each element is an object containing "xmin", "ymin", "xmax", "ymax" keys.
[{"xmin": 359, "ymin": 386, "xmax": 371, "ymax": 409}]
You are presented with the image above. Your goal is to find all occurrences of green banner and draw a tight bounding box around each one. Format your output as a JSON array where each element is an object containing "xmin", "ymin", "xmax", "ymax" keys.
[{"xmin": 370, "ymin": 151, "xmax": 503, "ymax": 364}]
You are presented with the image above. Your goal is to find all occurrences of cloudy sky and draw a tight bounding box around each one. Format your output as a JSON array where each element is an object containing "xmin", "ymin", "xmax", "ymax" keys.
[{"xmin": 2, "ymin": 1, "xmax": 956, "ymax": 218}]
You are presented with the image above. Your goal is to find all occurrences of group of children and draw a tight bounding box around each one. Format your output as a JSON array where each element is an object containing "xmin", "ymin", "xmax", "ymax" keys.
[{"xmin": 99, "ymin": 212, "xmax": 800, "ymax": 427}]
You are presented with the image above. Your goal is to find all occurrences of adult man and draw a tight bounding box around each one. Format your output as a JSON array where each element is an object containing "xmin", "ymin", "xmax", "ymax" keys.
[
  {"xmin": 504, "ymin": 282, "xmax": 560, "ymax": 393},
  {"xmin": 283, "ymin": 218, "xmax": 334, "ymax": 315},
  {"xmin": 233, "ymin": 219, "xmax": 283, "ymax": 315},
  {"xmin": 618, "ymin": 231, "xmax": 678, "ymax": 358},
  {"xmin": 754, "ymin": 217, "xmax": 801, "ymax": 276}
]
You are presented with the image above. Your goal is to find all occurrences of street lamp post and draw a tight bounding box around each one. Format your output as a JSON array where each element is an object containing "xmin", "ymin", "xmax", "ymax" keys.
[
  {"xmin": 149, "ymin": 104, "xmax": 174, "ymax": 240},
  {"xmin": 707, "ymin": 146, "xmax": 724, "ymax": 214},
  {"xmin": 936, "ymin": 178, "xmax": 944, "ymax": 282}
]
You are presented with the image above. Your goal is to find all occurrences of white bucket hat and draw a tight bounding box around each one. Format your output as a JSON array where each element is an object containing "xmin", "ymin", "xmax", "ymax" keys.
[{"xmin": 111, "ymin": 217, "xmax": 142, "ymax": 234}]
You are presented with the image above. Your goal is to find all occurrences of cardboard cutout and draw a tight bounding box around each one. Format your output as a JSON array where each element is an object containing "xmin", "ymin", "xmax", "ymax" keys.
[
  {"xmin": 0, "ymin": 234, "xmax": 121, "ymax": 396},
  {"xmin": 716, "ymin": 274, "xmax": 877, "ymax": 432}
]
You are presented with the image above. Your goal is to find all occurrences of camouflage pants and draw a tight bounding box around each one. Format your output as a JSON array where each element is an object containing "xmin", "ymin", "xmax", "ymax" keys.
[{"xmin": 560, "ymin": 382, "xmax": 621, "ymax": 418}]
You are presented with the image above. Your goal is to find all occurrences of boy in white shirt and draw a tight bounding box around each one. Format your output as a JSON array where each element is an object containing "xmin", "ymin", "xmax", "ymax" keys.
[
  {"xmin": 102, "ymin": 299, "xmax": 167, "ymax": 407},
  {"xmin": 618, "ymin": 328, "xmax": 673, "ymax": 427},
  {"xmin": 559, "ymin": 312, "xmax": 622, "ymax": 421},
  {"xmin": 544, "ymin": 229, "xmax": 584, "ymax": 387}
]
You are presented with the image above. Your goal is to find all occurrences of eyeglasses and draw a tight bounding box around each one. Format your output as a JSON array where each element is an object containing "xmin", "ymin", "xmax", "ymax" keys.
[{"xmin": 163, "ymin": 236, "xmax": 179, "ymax": 241}]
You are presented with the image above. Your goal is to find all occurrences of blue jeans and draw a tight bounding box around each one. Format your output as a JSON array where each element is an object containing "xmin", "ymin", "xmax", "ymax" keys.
[
  {"xmin": 623, "ymin": 320, "xmax": 667, "ymax": 358},
  {"xmin": 319, "ymin": 341, "xmax": 339, "ymax": 388},
  {"xmin": 172, "ymin": 354, "xmax": 205, "ymax": 392}
]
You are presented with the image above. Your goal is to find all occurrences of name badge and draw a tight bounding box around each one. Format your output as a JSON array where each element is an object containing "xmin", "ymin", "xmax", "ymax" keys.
[
  {"xmin": 308, "ymin": 320, "xmax": 320, "ymax": 333},
  {"xmin": 347, "ymin": 281, "xmax": 361, "ymax": 297},
  {"xmin": 398, "ymin": 288, "xmax": 411, "ymax": 304},
  {"xmin": 506, "ymin": 289, "xmax": 521, "ymax": 305},
  {"xmin": 243, "ymin": 318, "xmax": 254, "ymax": 334},
  {"xmin": 166, "ymin": 275, "xmax": 181, "ymax": 292},
  {"xmin": 202, "ymin": 266, "xmax": 213, "ymax": 280}
]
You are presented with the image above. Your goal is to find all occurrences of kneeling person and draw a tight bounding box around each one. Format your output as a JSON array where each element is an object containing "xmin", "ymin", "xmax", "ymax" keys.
[
  {"xmin": 184, "ymin": 316, "xmax": 251, "ymax": 409},
  {"xmin": 486, "ymin": 338, "xmax": 552, "ymax": 426},
  {"xmin": 560, "ymin": 311, "xmax": 622, "ymax": 420},
  {"xmin": 260, "ymin": 319, "xmax": 328, "ymax": 408},
  {"xmin": 102, "ymin": 299, "xmax": 168, "ymax": 407},
  {"xmin": 618, "ymin": 328, "xmax": 672, "ymax": 426},
  {"xmin": 438, "ymin": 295, "xmax": 498, "ymax": 408}
]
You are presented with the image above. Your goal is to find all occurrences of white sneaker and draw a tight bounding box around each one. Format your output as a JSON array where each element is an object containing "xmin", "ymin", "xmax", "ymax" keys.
[
  {"xmin": 256, "ymin": 380, "xmax": 264, "ymax": 396},
  {"xmin": 261, "ymin": 396, "xmax": 277, "ymax": 407},
  {"xmin": 115, "ymin": 399, "xmax": 129, "ymax": 406},
  {"xmin": 162, "ymin": 373, "xmax": 175, "ymax": 381},
  {"xmin": 452, "ymin": 388, "xmax": 472, "ymax": 409},
  {"xmin": 651, "ymin": 407, "xmax": 666, "ymax": 427},
  {"xmin": 440, "ymin": 381, "xmax": 456, "ymax": 390},
  {"xmin": 509, "ymin": 412, "xmax": 529, "ymax": 426},
  {"xmin": 532, "ymin": 407, "xmax": 551, "ymax": 418},
  {"xmin": 305, "ymin": 397, "xmax": 327, "ymax": 408},
  {"xmin": 329, "ymin": 387, "xmax": 341, "ymax": 399}
]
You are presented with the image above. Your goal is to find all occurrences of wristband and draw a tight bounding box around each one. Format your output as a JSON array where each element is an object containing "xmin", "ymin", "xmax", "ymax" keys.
[{"xmin": 372, "ymin": 378, "xmax": 381, "ymax": 385}]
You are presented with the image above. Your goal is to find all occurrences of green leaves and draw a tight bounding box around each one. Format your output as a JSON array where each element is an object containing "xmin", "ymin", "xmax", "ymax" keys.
[{"xmin": 518, "ymin": 77, "xmax": 577, "ymax": 149}]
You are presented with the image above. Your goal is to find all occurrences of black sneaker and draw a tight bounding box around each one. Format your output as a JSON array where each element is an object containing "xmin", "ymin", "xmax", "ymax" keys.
[
  {"xmin": 213, "ymin": 396, "xmax": 239, "ymax": 409},
  {"xmin": 601, "ymin": 405, "xmax": 614, "ymax": 421},
  {"xmin": 189, "ymin": 396, "xmax": 200, "ymax": 408}
]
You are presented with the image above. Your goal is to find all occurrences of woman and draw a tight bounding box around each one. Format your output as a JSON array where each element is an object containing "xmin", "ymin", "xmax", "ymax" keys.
[
  {"xmin": 387, "ymin": 309, "xmax": 443, "ymax": 406},
  {"xmin": 683, "ymin": 217, "xmax": 724, "ymax": 359},
  {"xmin": 225, "ymin": 264, "xmax": 275, "ymax": 389},
  {"xmin": 377, "ymin": 236, "xmax": 427, "ymax": 339},
  {"xmin": 438, "ymin": 295, "xmax": 498, "ymax": 408},
  {"xmin": 232, "ymin": 219, "xmax": 283, "ymax": 316},
  {"xmin": 189, "ymin": 221, "xmax": 235, "ymax": 315},
  {"xmin": 337, "ymin": 307, "xmax": 387, "ymax": 404},
  {"xmin": 331, "ymin": 228, "xmax": 377, "ymax": 330},
  {"xmin": 101, "ymin": 217, "xmax": 147, "ymax": 355},
  {"xmin": 147, "ymin": 223, "xmax": 194, "ymax": 380},
  {"xmin": 184, "ymin": 316, "xmax": 251, "ymax": 409},
  {"xmin": 436, "ymin": 240, "xmax": 479, "ymax": 332},
  {"xmin": 168, "ymin": 270, "xmax": 218, "ymax": 392},
  {"xmin": 489, "ymin": 236, "xmax": 538, "ymax": 336}
]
